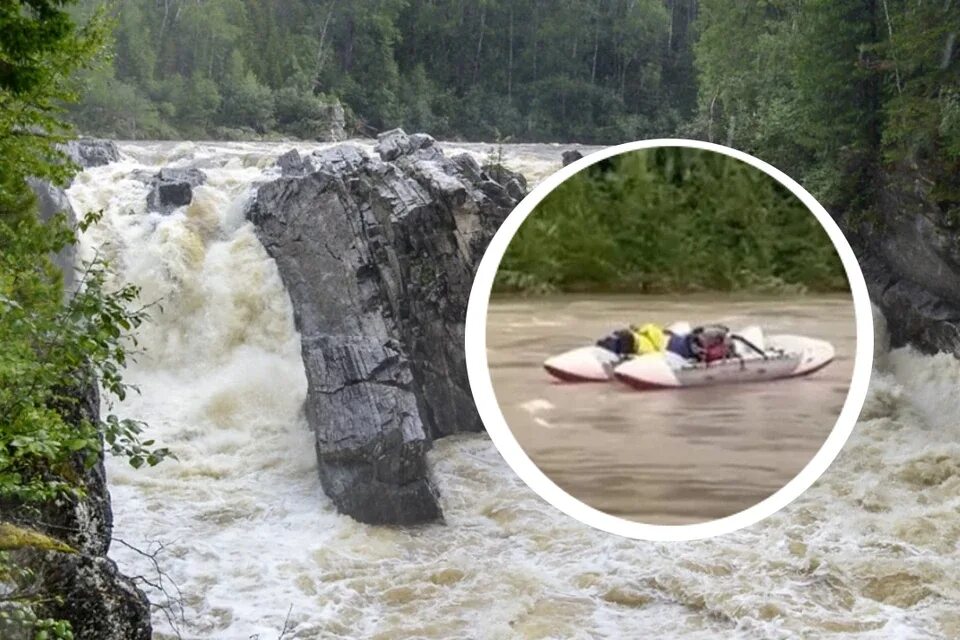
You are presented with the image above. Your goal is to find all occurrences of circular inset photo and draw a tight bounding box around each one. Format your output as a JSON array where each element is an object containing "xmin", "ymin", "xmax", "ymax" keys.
[{"xmin": 465, "ymin": 140, "xmax": 873, "ymax": 541}]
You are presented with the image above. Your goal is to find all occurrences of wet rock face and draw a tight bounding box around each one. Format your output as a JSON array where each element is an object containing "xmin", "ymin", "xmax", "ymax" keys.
[
  {"xmin": 146, "ymin": 167, "xmax": 207, "ymax": 212},
  {"xmin": 22, "ymin": 551, "xmax": 152, "ymax": 640},
  {"xmin": 853, "ymin": 176, "xmax": 960, "ymax": 354},
  {"xmin": 277, "ymin": 148, "xmax": 306, "ymax": 177},
  {"xmin": 2, "ymin": 382, "xmax": 152, "ymax": 639},
  {"xmin": 61, "ymin": 139, "xmax": 121, "ymax": 168},
  {"xmin": 248, "ymin": 130, "xmax": 521, "ymax": 524},
  {"xmin": 562, "ymin": 149, "xmax": 584, "ymax": 166},
  {"xmin": 27, "ymin": 178, "xmax": 77, "ymax": 291}
]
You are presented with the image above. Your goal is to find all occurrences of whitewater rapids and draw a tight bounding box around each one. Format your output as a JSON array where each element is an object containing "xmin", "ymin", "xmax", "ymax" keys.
[{"xmin": 68, "ymin": 141, "xmax": 959, "ymax": 639}]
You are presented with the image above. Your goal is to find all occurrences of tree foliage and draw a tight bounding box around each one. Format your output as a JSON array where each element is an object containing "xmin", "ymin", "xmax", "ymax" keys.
[
  {"xmin": 1, "ymin": 1, "xmax": 170, "ymax": 636},
  {"xmin": 691, "ymin": 0, "xmax": 960, "ymax": 217},
  {"xmin": 496, "ymin": 147, "xmax": 847, "ymax": 294}
]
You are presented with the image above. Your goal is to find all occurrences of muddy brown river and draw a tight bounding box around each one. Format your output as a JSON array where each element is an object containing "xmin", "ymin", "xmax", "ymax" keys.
[{"xmin": 486, "ymin": 294, "xmax": 856, "ymax": 525}]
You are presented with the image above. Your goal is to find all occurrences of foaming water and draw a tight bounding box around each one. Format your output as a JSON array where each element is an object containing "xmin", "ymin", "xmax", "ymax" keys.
[{"xmin": 69, "ymin": 142, "xmax": 957, "ymax": 639}]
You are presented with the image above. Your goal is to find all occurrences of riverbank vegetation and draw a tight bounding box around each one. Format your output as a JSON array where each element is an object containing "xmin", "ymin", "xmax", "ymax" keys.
[
  {"xmin": 1, "ymin": 2, "xmax": 169, "ymax": 636},
  {"xmin": 496, "ymin": 147, "xmax": 848, "ymax": 295},
  {"xmin": 690, "ymin": 0, "xmax": 959, "ymax": 225}
]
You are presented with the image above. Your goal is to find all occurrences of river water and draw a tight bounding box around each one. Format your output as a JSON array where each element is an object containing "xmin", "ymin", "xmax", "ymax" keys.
[
  {"xmin": 487, "ymin": 295, "xmax": 856, "ymax": 525},
  {"xmin": 67, "ymin": 141, "xmax": 958, "ymax": 639}
]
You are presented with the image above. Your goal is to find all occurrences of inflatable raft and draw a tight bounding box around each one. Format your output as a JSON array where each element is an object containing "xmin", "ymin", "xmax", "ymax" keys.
[{"xmin": 542, "ymin": 325, "xmax": 834, "ymax": 390}]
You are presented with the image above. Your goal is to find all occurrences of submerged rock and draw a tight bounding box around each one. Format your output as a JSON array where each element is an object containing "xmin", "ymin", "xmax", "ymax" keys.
[
  {"xmin": 247, "ymin": 129, "xmax": 522, "ymax": 524},
  {"xmin": 61, "ymin": 138, "xmax": 121, "ymax": 168},
  {"xmin": 562, "ymin": 149, "xmax": 584, "ymax": 166},
  {"xmin": 146, "ymin": 167, "xmax": 207, "ymax": 213}
]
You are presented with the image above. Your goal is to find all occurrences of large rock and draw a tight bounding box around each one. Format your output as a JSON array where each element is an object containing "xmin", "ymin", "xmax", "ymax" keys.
[
  {"xmin": 562, "ymin": 149, "xmax": 584, "ymax": 166},
  {"xmin": 319, "ymin": 99, "xmax": 347, "ymax": 142},
  {"xmin": 9, "ymin": 550, "xmax": 152, "ymax": 640},
  {"xmin": 247, "ymin": 130, "xmax": 521, "ymax": 524},
  {"xmin": 27, "ymin": 177, "xmax": 77, "ymax": 292},
  {"xmin": 61, "ymin": 139, "xmax": 121, "ymax": 168},
  {"xmin": 2, "ymin": 381, "xmax": 152, "ymax": 639},
  {"xmin": 146, "ymin": 167, "xmax": 207, "ymax": 213},
  {"xmin": 845, "ymin": 164, "xmax": 960, "ymax": 355},
  {"xmin": 277, "ymin": 149, "xmax": 306, "ymax": 177},
  {"xmin": 374, "ymin": 128, "xmax": 442, "ymax": 162}
]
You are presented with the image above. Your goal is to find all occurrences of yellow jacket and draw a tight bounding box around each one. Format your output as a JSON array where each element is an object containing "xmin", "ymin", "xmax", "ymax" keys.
[{"xmin": 629, "ymin": 323, "xmax": 667, "ymax": 354}]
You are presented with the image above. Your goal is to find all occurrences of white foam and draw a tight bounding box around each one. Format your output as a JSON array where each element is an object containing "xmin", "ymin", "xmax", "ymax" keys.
[{"xmin": 67, "ymin": 142, "xmax": 955, "ymax": 639}]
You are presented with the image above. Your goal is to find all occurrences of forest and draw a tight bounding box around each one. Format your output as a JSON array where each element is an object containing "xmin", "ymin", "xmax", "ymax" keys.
[
  {"xmin": 66, "ymin": 0, "xmax": 699, "ymax": 142},
  {"xmin": 1, "ymin": 0, "xmax": 958, "ymax": 636},
  {"xmin": 496, "ymin": 147, "xmax": 848, "ymax": 294},
  {"xmin": 4, "ymin": 0, "xmax": 956, "ymax": 296},
  {"xmin": 497, "ymin": 0, "xmax": 958, "ymax": 293}
]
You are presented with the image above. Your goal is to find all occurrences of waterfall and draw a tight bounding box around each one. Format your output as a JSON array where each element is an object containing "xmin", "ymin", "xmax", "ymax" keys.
[{"xmin": 67, "ymin": 141, "xmax": 952, "ymax": 640}]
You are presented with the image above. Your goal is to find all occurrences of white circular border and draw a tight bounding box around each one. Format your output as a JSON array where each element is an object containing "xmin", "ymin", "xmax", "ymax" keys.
[{"xmin": 465, "ymin": 138, "xmax": 874, "ymax": 542}]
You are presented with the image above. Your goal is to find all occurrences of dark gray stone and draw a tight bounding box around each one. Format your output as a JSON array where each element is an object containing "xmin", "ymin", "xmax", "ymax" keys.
[
  {"xmin": 375, "ymin": 128, "xmax": 442, "ymax": 162},
  {"xmin": 481, "ymin": 163, "xmax": 528, "ymax": 205},
  {"xmin": 562, "ymin": 150, "xmax": 584, "ymax": 166},
  {"xmin": 27, "ymin": 177, "xmax": 77, "ymax": 292},
  {"xmin": 146, "ymin": 167, "xmax": 207, "ymax": 213},
  {"xmin": 248, "ymin": 131, "xmax": 524, "ymax": 524},
  {"xmin": 852, "ymin": 171, "xmax": 960, "ymax": 354},
  {"xmin": 61, "ymin": 139, "xmax": 121, "ymax": 168},
  {"xmin": 2, "ymin": 380, "xmax": 152, "ymax": 639},
  {"xmin": 277, "ymin": 149, "xmax": 305, "ymax": 176},
  {"xmin": 18, "ymin": 551, "xmax": 152, "ymax": 640},
  {"xmin": 316, "ymin": 99, "xmax": 347, "ymax": 142}
]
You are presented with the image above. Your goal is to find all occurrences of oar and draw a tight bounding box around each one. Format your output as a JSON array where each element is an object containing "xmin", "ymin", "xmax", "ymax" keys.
[{"xmin": 731, "ymin": 334, "xmax": 768, "ymax": 359}]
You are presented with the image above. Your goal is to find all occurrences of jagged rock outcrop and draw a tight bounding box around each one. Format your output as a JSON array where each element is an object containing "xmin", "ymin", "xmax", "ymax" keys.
[
  {"xmin": 146, "ymin": 167, "xmax": 207, "ymax": 212},
  {"xmin": 317, "ymin": 99, "xmax": 347, "ymax": 142},
  {"xmin": 277, "ymin": 149, "xmax": 307, "ymax": 177},
  {"xmin": 851, "ymin": 171, "xmax": 960, "ymax": 354},
  {"xmin": 61, "ymin": 138, "xmax": 121, "ymax": 168},
  {"xmin": 27, "ymin": 178, "xmax": 77, "ymax": 291},
  {"xmin": 2, "ymin": 382, "xmax": 152, "ymax": 640},
  {"xmin": 480, "ymin": 162, "xmax": 527, "ymax": 204},
  {"xmin": 248, "ymin": 129, "xmax": 521, "ymax": 524}
]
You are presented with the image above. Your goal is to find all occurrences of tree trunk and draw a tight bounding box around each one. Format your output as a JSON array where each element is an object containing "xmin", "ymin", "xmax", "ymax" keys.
[
  {"xmin": 591, "ymin": 10, "xmax": 600, "ymax": 84},
  {"xmin": 315, "ymin": 0, "xmax": 338, "ymax": 86},
  {"xmin": 508, "ymin": 6, "xmax": 514, "ymax": 98},
  {"xmin": 472, "ymin": 5, "xmax": 486, "ymax": 87}
]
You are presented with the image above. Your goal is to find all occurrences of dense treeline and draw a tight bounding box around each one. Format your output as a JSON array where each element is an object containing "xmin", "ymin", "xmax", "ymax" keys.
[
  {"xmin": 689, "ymin": 0, "xmax": 959, "ymax": 221},
  {"xmin": 496, "ymin": 147, "xmax": 847, "ymax": 294},
  {"xmin": 68, "ymin": 0, "xmax": 699, "ymax": 142},
  {"xmin": 498, "ymin": 0, "xmax": 957, "ymax": 294},
  {"xmin": 44, "ymin": 0, "xmax": 960, "ymax": 297}
]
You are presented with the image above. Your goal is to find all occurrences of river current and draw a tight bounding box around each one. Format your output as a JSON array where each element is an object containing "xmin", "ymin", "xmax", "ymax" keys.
[{"xmin": 68, "ymin": 141, "xmax": 958, "ymax": 639}]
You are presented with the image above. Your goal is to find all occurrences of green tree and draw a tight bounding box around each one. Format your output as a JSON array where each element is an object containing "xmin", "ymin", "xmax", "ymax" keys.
[
  {"xmin": 65, "ymin": 0, "xmax": 702, "ymax": 142},
  {"xmin": 219, "ymin": 51, "xmax": 274, "ymax": 130},
  {"xmin": 496, "ymin": 148, "xmax": 847, "ymax": 294},
  {"xmin": 1, "ymin": 1, "xmax": 171, "ymax": 635}
]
